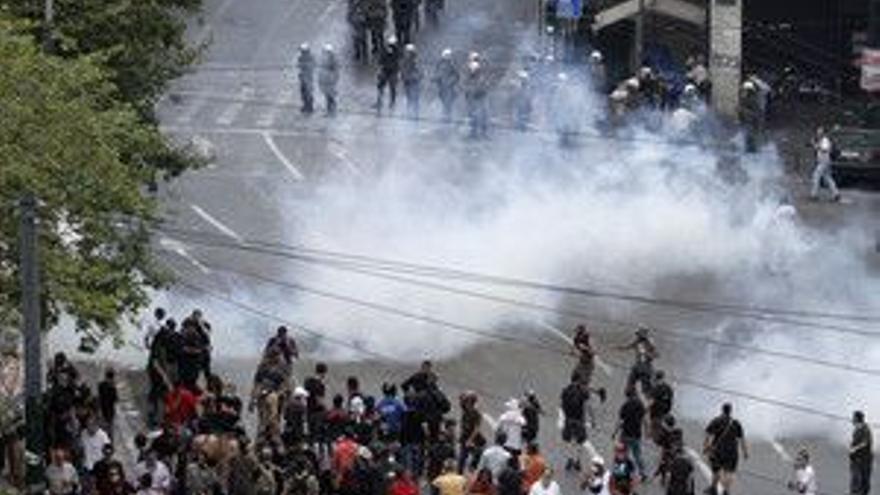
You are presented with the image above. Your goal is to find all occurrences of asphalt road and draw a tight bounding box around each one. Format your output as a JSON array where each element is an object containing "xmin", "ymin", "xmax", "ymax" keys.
[{"xmin": 128, "ymin": 0, "xmax": 880, "ymax": 494}]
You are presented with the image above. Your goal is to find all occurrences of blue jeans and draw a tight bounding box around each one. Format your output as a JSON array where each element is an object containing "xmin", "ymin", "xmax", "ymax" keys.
[{"xmin": 622, "ymin": 436, "xmax": 647, "ymax": 477}]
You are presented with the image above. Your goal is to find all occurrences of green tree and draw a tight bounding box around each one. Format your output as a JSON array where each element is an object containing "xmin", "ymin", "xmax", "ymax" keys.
[{"xmin": 0, "ymin": 19, "xmax": 169, "ymax": 343}]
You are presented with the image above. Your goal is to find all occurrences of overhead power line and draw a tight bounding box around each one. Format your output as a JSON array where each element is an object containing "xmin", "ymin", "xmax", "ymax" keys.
[
  {"xmin": 154, "ymin": 225, "xmax": 880, "ymax": 329},
  {"xmin": 162, "ymin": 255, "xmax": 875, "ymax": 427}
]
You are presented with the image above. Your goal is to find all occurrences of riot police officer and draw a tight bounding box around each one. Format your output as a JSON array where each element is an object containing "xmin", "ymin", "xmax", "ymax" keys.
[
  {"xmin": 297, "ymin": 43, "xmax": 316, "ymax": 114},
  {"xmin": 375, "ymin": 36, "xmax": 401, "ymax": 113},
  {"xmin": 318, "ymin": 44, "xmax": 340, "ymax": 116},
  {"xmin": 433, "ymin": 48, "xmax": 459, "ymax": 121},
  {"xmin": 401, "ymin": 44, "xmax": 423, "ymax": 118}
]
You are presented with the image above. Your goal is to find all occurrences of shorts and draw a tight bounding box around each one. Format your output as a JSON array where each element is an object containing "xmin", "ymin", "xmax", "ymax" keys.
[
  {"xmin": 710, "ymin": 454, "xmax": 738, "ymax": 473},
  {"xmin": 562, "ymin": 419, "xmax": 587, "ymax": 444}
]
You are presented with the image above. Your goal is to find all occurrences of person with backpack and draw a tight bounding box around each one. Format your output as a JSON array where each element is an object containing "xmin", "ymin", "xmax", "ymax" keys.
[{"xmin": 703, "ymin": 403, "xmax": 747, "ymax": 495}]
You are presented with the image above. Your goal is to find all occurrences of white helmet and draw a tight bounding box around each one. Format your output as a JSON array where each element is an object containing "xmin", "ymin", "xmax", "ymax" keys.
[
  {"xmin": 742, "ymin": 80, "xmax": 756, "ymax": 91},
  {"xmin": 468, "ymin": 60, "xmax": 480, "ymax": 73},
  {"xmin": 468, "ymin": 51, "xmax": 480, "ymax": 63},
  {"xmin": 610, "ymin": 88, "xmax": 629, "ymax": 101},
  {"xmin": 590, "ymin": 50, "xmax": 603, "ymax": 62},
  {"xmin": 405, "ymin": 43, "xmax": 416, "ymax": 53},
  {"xmin": 323, "ymin": 43, "xmax": 334, "ymax": 53},
  {"xmin": 638, "ymin": 66, "xmax": 652, "ymax": 78},
  {"xmin": 299, "ymin": 42, "xmax": 310, "ymax": 52},
  {"xmin": 683, "ymin": 83, "xmax": 697, "ymax": 96},
  {"xmin": 517, "ymin": 70, "xmax": 529, "ymax": 80},
  {"xmin": 625, "ymin": 77, "xmax": 640, "ymax": 91},
  {"xmin": 387, "ymin": 35, "xmax": 398, "ymax": 46},
  {"xmin": 441, "ymin": 48, "xmax": 453, "ymax": 59},
  {"xmin": 557, "ymin": 72, "xmax": 569, "ymax": 82}
]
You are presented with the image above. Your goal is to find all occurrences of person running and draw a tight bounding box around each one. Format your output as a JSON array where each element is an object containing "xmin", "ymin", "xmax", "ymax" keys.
[
  {"xmin": 787, "ymin": 448, "xmax": 817, "ymax": 495},
  {"xmin": 810, "ymin": 126, "xmax": 840, "ymax": 202},
  {"xmin": 703, "ymin": 403, "xmax": 747, "ymax": 495},
  {"xmin": 617, "ymin": 328, "xmax": 658, "ymax": 396},
  {"xmin": 561, "ymin": 374, "xmax": 591, "ymax": 472},
  {"xmin": 572, "ymin": 324, "xmax": 597, "ymax": 386},
  {"xmin": 849, "ymin": 410, "xmax": 873, "ymax": 495},
  {"xmin": 616, "ymin": 387, "xmax": 647, "ymax": 482},
  {"xmin": 458, "ymin": 391, "xmax": 485, "ymax": 473}
]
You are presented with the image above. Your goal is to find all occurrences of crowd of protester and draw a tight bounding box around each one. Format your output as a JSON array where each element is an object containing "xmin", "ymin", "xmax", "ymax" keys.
[{"xmin": 0, "ymin": 306, "xmax": 873, "ymax": 495}]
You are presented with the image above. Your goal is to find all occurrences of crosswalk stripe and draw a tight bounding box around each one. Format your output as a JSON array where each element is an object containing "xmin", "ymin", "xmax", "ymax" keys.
[{"xmin": 217, "ymin": 85, "xmax": 255, "ymax": 126}]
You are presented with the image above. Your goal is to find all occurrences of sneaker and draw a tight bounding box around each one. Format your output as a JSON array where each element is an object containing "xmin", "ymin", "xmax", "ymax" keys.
[{"xmin": 573, "ymin": 459, "xmax": 582, "ymax": 472}]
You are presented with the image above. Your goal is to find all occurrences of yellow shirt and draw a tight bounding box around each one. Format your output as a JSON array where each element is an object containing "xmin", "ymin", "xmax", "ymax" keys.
[{"xmin": 433, "ymin": 473, "xmax": 468, "ymax": 495}]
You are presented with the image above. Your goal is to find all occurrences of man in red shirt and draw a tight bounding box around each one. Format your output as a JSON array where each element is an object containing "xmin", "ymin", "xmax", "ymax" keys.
[
  {"xmin": 332, "ymin": 430, "xmax": 360, "ymax": 493},
  {"xmin": 389, "ymin": 468, "xmax": 419, "ymax": 495},
  {"xmin": 164, "ymin": 380, "xmax": 198, "ymax": 429}
]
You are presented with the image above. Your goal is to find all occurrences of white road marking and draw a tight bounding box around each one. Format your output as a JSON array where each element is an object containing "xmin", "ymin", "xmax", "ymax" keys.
[
  {"xmin": 262, "ymin": 131, "xmax": 304, "ymax": 181},
  {"xmin": 684, "ymin": 446, "xmax": 713, "ymax": 482},
  {"xmin": 159, "ymin": 237, "xmax": 212, "ymax": 274},
  {"xmin": 328, "ymin": 142, "xmax": 362, "ymax": 176},
  {"xmin": 257, "ymin": 89, "xmax": 295, "ymax": 127},
  {"xmin": 176, "ymin": 97, "xmax": 207, "ymax": 124},
  {"xmin": 538, "ymin": 321, "xmax": 613, "ymax": 377},
  {"xmin": 217, "ymin": 85, "xmax": 255, "ymax": 126},
  {"xmin": 189, "ymin": 204, "xmax": 244, "ymax": 242},
  {"xmin": 771, "ymin": 440, "xmax": 793, "ymax": 463}
]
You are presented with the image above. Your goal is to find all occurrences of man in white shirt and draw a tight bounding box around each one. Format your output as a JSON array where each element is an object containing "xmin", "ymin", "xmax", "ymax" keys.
[
  {"xmin": 498, "ymin": 398, "xmax": 527, "ymax": 455},
  {"xmin": 810, "ymin": 127, "xmax": 840, "ymax": 202},
  {"xmin": 80, "ymin": 417, "xmax": 111, "ymax": 473},
  {"xmin": 586, "ymin": 456, "xmax": 612, "ymax": 495},
  {"xmin": 477, "ymin": 431, "xmax": 512, "ymax": 482},
  {"xmin": 134, "ymin": 450, "xmax": 172, "ymax": 493},
  {"xmin": 529, "ymin": 467, "xmax": 562, "ymax": 495},
  {"xmin": 788, "ymin": 449, "xmax": 818, "ymax": 495}
]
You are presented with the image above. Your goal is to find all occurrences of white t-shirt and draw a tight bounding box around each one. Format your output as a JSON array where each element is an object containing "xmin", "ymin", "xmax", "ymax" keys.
[
  {"xmin": 80, "ymin": 428, "xmax": 111, "ymax": 471},
  {"xmin": 135, "ymin": 460, "xmax": 172, "ymax": 492},
  {"xmin": 816, "ymin": 136, "xmax": 832, "ymax": 165},
  {"xmin": 795, "ymin": 465, "xmax": 818, "ymax": 495},
  {"xmin": 498, "ymin": 409, "xmax": 527, "ymax": 451},
  {"xmin": 588, "ymin": 471, "xmax": 612, "ymax": 495},
  {"xmin": 46, "ymin": 461, "xmax": 79, "ymax": 494},
  {"xmin": 477, "ymin": 445, "xmax": 511, "ymax": 482},
  {"xmin": 529, "ymin": 480, "xmax": 561, "ymax": 495}
]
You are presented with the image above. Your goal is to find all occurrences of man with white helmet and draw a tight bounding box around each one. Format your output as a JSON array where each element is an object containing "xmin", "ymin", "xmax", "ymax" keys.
[
  {"xmin": 588, "ymin": 50, "xmax": 607, "ymax": 92},
  {"xmin": 401, "ymin": 43, "xmax": 423, "ymax": 118},
  {"xmin": 511, "ymin": 69, "xmax": 533, "ymax": 131},
  {"xmin": 318, "ymin": 44, "xmax": 340, "ymax": 116},
  {"xmin": 296, "ymin": 43, "xmax": 316, "ymax": 114},
  {"xmin": 433, "ymin": 48, "xmax": 459, "ymax": 121},
  {"xmin": 810, "ymin": 126, "xmax": 840, "ymax": 201},
  {"xmin": 740, "ymin": 80, "xmax": 762, "ymax": 152},
  {"xmin": 463, "ymin": 58, "xmax": 489, "ymax": 138},
  {"xmin": 347, "ymin": 0, "xmax": 368, "ymax": 62},
  {"xmin": 375, "ymin": 36, "xmax": 401, "ymax": 113}
]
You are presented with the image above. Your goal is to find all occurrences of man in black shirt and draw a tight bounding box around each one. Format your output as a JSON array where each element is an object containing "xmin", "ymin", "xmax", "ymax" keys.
[
  {"xmin": 97, "ymin": 368, "xmax": 118, "ymax": 440},
  {"xmin": 561, "ymin": 375, "xmax": 590, "ymax": 472},
  {"xmin": 304, "ymin": 363, "xmax": 328, "ymax": 446},
  {"xmin": 649, "ymin": 370, "xmax": 674, "ymax": 443},
  {"xmin": 617, "ymin": 387, "xmax": 647, "ymax": 481},
  {"xmin": 703, "ymin": 403, "xmax": 747, "ymax": 495},
  {"xmin": 666, "ymin": 444, "xmax": 695, "ymax": 495},
  {"xmin": 850, "ymin": 410, "xmax": 873, "ymax": 495}
]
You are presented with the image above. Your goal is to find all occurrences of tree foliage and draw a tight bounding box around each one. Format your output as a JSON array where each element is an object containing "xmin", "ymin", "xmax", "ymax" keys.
[{"xmin": 0, "ymin": 19, "xmax": 169, "ymax": 342}]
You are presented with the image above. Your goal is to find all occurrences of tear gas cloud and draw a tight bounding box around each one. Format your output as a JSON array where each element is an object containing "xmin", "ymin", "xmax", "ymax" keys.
[{"xmin": 51, "ymin": 2, "xmax": 880, "ymax": 442}]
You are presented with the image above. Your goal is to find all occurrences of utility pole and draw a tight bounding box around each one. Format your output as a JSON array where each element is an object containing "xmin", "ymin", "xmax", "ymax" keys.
[
  {"xmin": 20, "ymin": 194, "xmax": 44, "ymax": 494},
  {"xmin": 871, "ymin": 0, "xmax": 880, "ymax": 47},
  {"xmin": 43, "ymin": 0, "xmax": 53, "ymax": 52},
  {"xmin": 633, "ymin": 0, "xmax": 645, "ymax": 72}
]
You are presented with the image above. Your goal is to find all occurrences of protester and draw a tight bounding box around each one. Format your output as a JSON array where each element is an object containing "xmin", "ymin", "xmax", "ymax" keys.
[
  {"xmin": 788, "ymin": 448, "xmax": 818, "ymax": 495},
  {"xmin": 703, "ymin": 403, "xmax": 748, "ymax": 495},
  {"xmin": 849, "ymin": 411, "xmax": 873, "ymax": 495}
]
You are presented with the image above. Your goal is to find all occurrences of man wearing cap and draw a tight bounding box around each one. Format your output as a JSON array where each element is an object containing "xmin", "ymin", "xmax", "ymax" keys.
[
  {"xmin": 584, "ymin": 456, "xmax": 611, "ymax": 495},
  {"xmin": 850, "ymin": 411, "xmax": 873, "ymax": 495},
  {"xmin": 297, "ymin": 44, "xmax": 316, "ymax": 114},
  {"xmin": 433, "ymin": 49, "xmax": 459, "ymax": 121}
]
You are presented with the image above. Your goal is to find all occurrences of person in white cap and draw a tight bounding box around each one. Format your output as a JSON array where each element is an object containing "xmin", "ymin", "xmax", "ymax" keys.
[
  {"xmin": 588, "ymin": 50, "xmax": 607, "ymax": 92},
  {"xmin": 401, "ymin": 43, "xmax": 423, "ymax": 118},
  {"xmin": 318, "ymin": 44, "xmax": 340, "ymax": 116},
  {"xmin": 498, "ymin": 398, "xmax": 527, "ymax": 456},
  {"xmin": 433, "ymin": 48, "xmax": 459, "ymax": 121},
  {"xmin": 810, "ymin": 126, "xmax": 840, "ymax": 202}
]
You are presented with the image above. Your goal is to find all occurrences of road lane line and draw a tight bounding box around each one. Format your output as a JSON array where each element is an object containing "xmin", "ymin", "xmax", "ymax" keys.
[
  {"xmin": 159, "ymin": 237, "xmax": 212, "ymax": 274},
  {"xmin": 257, "ymin": 89, "xmax": 295, "ymax": 128},
  {"xmin": 771, "ymin": 440, "xmax": 793, "ymax": 463},
  {"xmin": 684, "ymin": 446, "xmax": 713, "ymax": 482},
  {"xmin": 189, "ymin": 204, "xmax": 244, "ymax": 242},
  {"xmin": 217, "ymin": 85, "xmax": 255, "ymax": 126},
  {"xmin": 262, "ymin": 131, "xmax": 304, "ymax": 181},
  {"xmin": 539, "ymin": 321, "xmax": 612, "ymax": 377},
  {"xmin": 328, "ymin": 142, "xmax": 362, "ymax": 176}
]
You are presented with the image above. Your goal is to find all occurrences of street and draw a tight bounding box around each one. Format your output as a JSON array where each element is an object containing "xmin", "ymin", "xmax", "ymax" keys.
[{"xmin": 52, "ymin": 0, "xmax": 880, "ymax": 493}]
